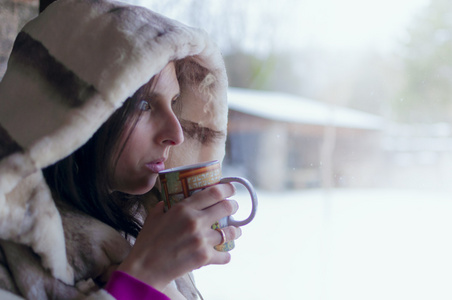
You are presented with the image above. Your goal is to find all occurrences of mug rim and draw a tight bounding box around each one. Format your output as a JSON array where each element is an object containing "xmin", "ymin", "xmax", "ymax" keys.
[{"xmin": 159, "ymin": 160, "xmax": 219, "ymax": 174}]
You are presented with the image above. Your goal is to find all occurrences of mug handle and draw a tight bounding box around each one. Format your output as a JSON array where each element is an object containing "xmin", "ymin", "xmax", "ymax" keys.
[{"xmin": 219, "ymin": 177, "xmax": 258, "ymax": 227}]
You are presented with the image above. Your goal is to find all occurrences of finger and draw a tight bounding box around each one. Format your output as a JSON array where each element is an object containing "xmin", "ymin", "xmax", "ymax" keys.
[
  {"xmin": 213, "ymin": 226, "xmax": 242, "ymax": 246},
  {"xmin": 143, "ymin": 201, "xmax": 165, "ymax": 224},
  {"xmin": 208, "ymin": 251, "xmax": 232, "ymax": 265},
  {"xmin": 213, "ymin": 226, "xmax": 242, "ymax": 247},
  {"xmin": 219, "ymin": 226, "xmax": 242, "ymax": 242},
  {"xmin": 214, "ymin": 227, "xmax": 227, "ymax": 246},
  {"xmin": 186, "ymin": 183, "xmax": 236, "ymax": 210},
  {"xmin": 203, "ymin": 199, "xmax": 239, "ymax": 225}
]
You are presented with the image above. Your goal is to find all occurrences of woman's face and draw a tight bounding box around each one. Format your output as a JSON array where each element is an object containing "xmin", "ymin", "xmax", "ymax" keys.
[{"xmin": 111, "ymin": 62, "xmax": 184, "ymax": 194}]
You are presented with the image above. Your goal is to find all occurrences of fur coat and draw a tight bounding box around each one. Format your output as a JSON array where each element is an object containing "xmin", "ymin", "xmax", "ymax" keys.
[{"xmin": 0, "ymin": 0, "xmax": 228, "ymax": 298}]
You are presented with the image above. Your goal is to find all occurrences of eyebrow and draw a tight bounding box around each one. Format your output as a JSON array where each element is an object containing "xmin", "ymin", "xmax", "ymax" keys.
[{"xmin": 146, "ymin": 91, "xmax": 181, "ymax": 100}]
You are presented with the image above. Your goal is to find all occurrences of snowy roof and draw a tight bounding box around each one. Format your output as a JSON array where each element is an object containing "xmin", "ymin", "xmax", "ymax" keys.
[{"xmin": 227, "ymin": 87, "xmax": 384, "ymax": 130}]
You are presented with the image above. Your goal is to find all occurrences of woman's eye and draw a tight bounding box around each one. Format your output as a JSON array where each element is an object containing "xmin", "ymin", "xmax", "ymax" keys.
[
  {"xmin": 139, "ymin": 100, "xmax": 151, "ymax": 111},
  {"xmin": 172, "ymin": 94, "xmax": 180, "ymax": 107}
]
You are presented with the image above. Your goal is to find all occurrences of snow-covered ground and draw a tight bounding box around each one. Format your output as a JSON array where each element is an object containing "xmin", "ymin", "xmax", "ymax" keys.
[{"xmin": 194, "ymin": 188, "xmax": 452, "ymax": 300}]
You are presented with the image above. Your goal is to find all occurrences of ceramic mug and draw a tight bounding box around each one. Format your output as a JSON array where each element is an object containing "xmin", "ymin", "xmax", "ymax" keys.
[{"xmin": 159, "ymin": 160, "xmax": 258, "ymax": 251}]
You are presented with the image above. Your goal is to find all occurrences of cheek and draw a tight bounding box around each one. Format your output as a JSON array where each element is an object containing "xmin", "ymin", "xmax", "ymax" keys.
[
  {"xmin": 110, "ymin": 123, "xmax": 156, "ymax": 193},
  {"xmin": 118, "ymin": 124, "xmax": 150, "ymax": 163},
  {"xmin": 110, "ymin": 154, "xmax": 131, "ymax": 190},
  {"xmin": 112, "ymin": 159, "xmax": 158, "ymax": 194},
  {"xmin": 114, "ymin": 138, "xmax": 141, "ymax": 176},
  {"xmin": 110, "ymin": 132, "xmax": 140, "ymax": 188}
]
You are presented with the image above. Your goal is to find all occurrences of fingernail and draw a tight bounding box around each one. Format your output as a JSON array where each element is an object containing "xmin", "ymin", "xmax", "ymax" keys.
[
  {"xmin": 230, "ymin": 183, "xmax": 237, "ymax": 195},
  {"xmin": 237, "ymin": 226, "xmax": 243, "ymax": 238},
  {"xmin": 232, "ymin": 200, "xmax": 239, "ymax": 213}
]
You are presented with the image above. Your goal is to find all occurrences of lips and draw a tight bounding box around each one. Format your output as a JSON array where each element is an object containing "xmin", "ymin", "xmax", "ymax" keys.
[{"xmin": 145, "ymin": 159, "xmax": 166, "ymax": 173}]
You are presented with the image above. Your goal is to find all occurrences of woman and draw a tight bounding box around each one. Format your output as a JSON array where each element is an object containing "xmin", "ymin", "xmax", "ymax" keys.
[{"xmin": 0, "ymin": 0, "xmax": 239, "ymax": 299}]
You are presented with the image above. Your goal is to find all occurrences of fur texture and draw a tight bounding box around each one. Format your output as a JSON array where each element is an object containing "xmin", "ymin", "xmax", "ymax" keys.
[{"xmin": 0, "ymin": 0, "xmax": 228, "ymax": 298}]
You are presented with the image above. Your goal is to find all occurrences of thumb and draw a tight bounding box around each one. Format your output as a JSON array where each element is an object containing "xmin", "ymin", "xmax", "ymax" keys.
[
  {"xmin": 141, "ymin": 201, "xmax": 166, "ymax": 232},
  {"xmin": 147, "ymin": 201, "xmax": 166, "ymax": 218}
]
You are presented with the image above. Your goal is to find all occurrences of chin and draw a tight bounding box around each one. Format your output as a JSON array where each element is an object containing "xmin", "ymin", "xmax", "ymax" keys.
[
  {"xmin": 114, "ymin": 174, "xmax": 158, "ymax": 195},
  {"xmin": 130, "ymin": 177, "xmax": 158, "ymax": 195}
]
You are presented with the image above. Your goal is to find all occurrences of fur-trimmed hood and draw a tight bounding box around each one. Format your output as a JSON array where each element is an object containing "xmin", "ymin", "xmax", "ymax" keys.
[{"xmin": 0, "ymin": 0, "xmax": 228, "ymax": 298}]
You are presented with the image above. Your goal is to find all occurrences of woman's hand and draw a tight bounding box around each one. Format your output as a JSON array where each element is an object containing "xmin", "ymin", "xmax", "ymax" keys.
[{"xmin": 117, "ymin": 183, "xmax": 242, "ymax": 291}]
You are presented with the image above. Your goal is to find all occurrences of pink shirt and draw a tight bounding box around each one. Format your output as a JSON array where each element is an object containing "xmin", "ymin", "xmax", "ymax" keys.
[{"xmin": 105, "ymin": 270, "xmax": 170, "ymax": 300}]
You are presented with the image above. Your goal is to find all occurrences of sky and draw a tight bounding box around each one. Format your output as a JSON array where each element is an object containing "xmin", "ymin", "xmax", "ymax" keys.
[
  {"xmin": 132, "ymin": 0, "xmax": 430, "ymax": 55},
  {"xmin": 275, "ymin": 0, "xmax": 430, "ymax": 52}
]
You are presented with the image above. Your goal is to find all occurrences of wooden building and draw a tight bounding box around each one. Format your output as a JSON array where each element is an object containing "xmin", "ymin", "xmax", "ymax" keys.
[{"xmin": 224, "ymin": 88, "xmax": 385, "ymax": 190}]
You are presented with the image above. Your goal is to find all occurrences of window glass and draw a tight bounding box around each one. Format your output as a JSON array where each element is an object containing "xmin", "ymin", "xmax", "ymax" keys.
[{"xmin": 3, "ymin": 1, "xmax": 451, "ymax": 299}]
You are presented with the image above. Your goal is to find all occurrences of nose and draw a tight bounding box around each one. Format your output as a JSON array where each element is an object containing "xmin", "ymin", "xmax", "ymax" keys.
[{"xmin": 158, "ymin": 109, "xmax": 184, "ymax": 146}]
